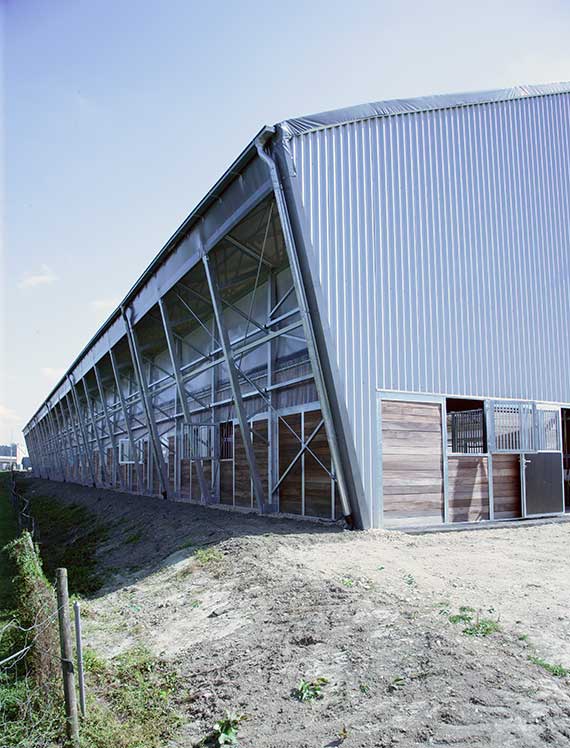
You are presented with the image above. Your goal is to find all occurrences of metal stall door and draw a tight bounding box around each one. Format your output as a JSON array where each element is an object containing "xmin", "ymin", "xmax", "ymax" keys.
[
  {"xmin": 523, "ymin": 406, "xmax": 564, "ymax": 516},
  {"xmin": 489, "ymin": 401, "xmax": 564, "ymax": 518}
]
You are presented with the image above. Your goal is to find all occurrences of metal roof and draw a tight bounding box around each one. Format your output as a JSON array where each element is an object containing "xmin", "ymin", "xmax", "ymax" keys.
[{"xmin": 279, "ymin": 81, "xmax": 570, "ymax": 138}]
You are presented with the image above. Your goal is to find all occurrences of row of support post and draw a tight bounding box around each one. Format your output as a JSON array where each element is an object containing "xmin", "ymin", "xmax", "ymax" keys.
[{"xmin": 24, "ymin": 146, "xmax": 354, "ymax": 522}]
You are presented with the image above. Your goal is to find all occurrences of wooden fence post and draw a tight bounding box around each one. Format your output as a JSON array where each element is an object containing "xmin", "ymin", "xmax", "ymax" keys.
[{"xmin": 56, "ymin": 568, "xmax": 80, "ymax": 747}]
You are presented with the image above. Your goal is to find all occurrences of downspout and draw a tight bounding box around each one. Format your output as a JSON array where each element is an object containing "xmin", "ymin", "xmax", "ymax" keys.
[{"xmin": 255, "ymin": 132, "xmax": 355, "ymax": 526}]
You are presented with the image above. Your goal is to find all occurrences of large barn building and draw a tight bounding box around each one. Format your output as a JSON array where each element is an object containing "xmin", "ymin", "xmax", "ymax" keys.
[{"xmin": 23, "ymin": 82, "xmax": 570, "ymax": 529}]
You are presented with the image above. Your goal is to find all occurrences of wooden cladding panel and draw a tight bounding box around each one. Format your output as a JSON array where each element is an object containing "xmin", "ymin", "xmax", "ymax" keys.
[
  {"xmin": 234, "ymin": 426, "xmax": 252, "ymax": 507},
  {"xmin": 168, "ymin": 436, "xmax": 175, "ymax": 492},
  {"xmin": 279, "ymin": 414, "xmax": 302, "ymax": 515},
  {"xmin": 220, "ymin": 461, "xmax": 233, "ymax": 505},
  {"xmin": 448, "ymin": 456, "xmax": 489, "ymax": 522},
  {"xmin": 382, "ymin": 401, "xmax": 444, "ymax": 523},
  {"xmin": 304, "ymin": 410, "xmax": 332, "ymax": 519},
  {"xmin": 180, "ymin": 458, "xmax": 191, "ymax": 499},
  {"xmin": 492, "ymin": 454, "xmax": 521, "ymax": 519},
  {"xmin": 191, "ymin": 460, "xmax": 211, "ymax": 502},
  {"xmin": 106, "ymin": 448, "xmax": 114, "ymax": 486},
  {"xmin": 152, "ymin": 451, "xmax": 161, "ymax": 495},
  {"xmin": 253, "ymin": 420, "xmax": 269, "ymax": 502}
]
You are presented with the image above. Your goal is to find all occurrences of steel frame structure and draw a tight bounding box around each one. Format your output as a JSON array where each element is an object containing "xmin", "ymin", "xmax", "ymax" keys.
[{"xmin": 26, "ymin": 82, "xmax": 570, "ymax": 529}]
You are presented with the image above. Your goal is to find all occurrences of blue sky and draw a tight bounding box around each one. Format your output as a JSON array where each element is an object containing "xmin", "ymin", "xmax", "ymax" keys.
[{"xmin": 2, "ymin": 0, "xmax": 570, "ymax": 447}]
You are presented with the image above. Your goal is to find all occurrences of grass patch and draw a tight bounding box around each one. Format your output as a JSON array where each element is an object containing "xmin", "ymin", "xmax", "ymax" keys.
[
  {"xmin": 529, "ymin": 656, "xmax": 568, "ymax": 678},
  {"xmin": 125, "ymin": 530, "xmax": 144, "ymax": 545},
  {"xmin": 0, "ymin": 529, "xmax": 62, "ymax": 748},
  {"xmin": 81, "ymin": 646, "xmax": 182, "ymax": 747},
  {"xmin": 195, "ymin": 547, "xmax": 224, "ymax": 565}
]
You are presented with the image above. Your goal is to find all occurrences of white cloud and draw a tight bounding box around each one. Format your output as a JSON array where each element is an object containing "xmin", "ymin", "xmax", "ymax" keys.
[
  {"xmin": 41, "ymin": 367, "xmax": 66, "ymax": 383},
  {"xmin": 18, "ymin": 264, "xmax": 58, "ymax": 289},
  {"xmin": 90, "ymin": 297, "xmax": 120, "ymax": 315},
  {"xmin": 0, "ymin": 403, "xmax": 20, "ymax": 424}
]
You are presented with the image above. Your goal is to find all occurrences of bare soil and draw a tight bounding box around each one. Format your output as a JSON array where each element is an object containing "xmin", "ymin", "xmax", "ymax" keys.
[{"xmin": 23, "ymin": 478, "xmax": 570, "ymax": 747}]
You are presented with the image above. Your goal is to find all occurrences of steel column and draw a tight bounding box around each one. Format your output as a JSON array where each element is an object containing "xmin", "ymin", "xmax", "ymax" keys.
[
  {"xmin": 46, "ymin": 404, "xmax": 66, "ymax": 481},
  {"xmin": 109, "ymin": 348, "xmax": 145, "ymax": 492},
  {"xmin": 202, "ymin": 253, "xmax": 268, "ymax": 513},
  {"xmin": 94, "ymin": 364, "xmax": 124, "ymax": 490},
  {"xmin": 255, "ymin": 137, "xmax": 354, "ymax": 524},
  {"xmin": 82, "ymin": 378, "xmax": 107, "ymax": 485},
  {"xmin": 68, "ymin": 376, "xmax": 97, "ymax": 486},
  {"xmin": 121, "ymin": 308, "xmax": 169, "ymax": 498},
  {"xmin": 52, "ymin": 399, "xmax": 71, "ymax": 482},
  {"xmin": 158, "ymin": 297, "xmax": 211, "ymax": 502}
]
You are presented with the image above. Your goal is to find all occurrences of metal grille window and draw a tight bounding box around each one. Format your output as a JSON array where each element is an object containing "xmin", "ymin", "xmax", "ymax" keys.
[
  {"xmin": 491, "ymin": 402, "xmax": 534, "ymax": 452},
  {"xmin": 219, "ymin": 421, "xmax": 233, "ymax": 460},
  {"xmin": 183, "ymin": 424, "xmax": 214, "ymax": 460},
  {"xmin": 535, "ymin": 407, "xmax": 561, "ymax": 451},
  {"xmin": 490, "ymin": 402, "xmax": 561, "ymax": 453},
  {"xmin": 447, "ymin": 409, "xmax": 485, "ymax": 453}
]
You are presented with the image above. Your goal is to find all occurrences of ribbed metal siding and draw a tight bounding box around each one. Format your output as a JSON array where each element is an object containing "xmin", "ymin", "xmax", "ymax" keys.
[{"xmin": 288, "ymin": 92, "xmax": 570, "ymax": 526}]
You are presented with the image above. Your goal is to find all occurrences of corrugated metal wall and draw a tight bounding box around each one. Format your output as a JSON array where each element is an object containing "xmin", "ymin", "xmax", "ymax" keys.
[{"xmin": 287, "ymin": 92, "xmax": 570, "ymax": 526}]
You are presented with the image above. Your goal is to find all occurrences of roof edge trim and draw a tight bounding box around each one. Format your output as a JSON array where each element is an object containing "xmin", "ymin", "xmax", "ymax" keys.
[{"xmin": 279, "ymin": 81, "xmax": 570, "ymax": 138}]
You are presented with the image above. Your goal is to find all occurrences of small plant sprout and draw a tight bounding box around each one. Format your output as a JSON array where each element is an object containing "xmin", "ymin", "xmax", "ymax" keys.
[
  {"xmin": 388, "ymin": 676, "xmax": 405, "ymax": 692},
  {"xmin": 448, "ymin": 606, "xmax": 499, "ymax": 637},
  {"xmin": 203, "ymin": 712, "xmax": 247, "ymax": 746},
  {"xmin": 448, "ymin": 606, "xmax": 475, "ymax": 625},
  {"xmin": 359, "ymin": 682, "xmax": 371, "ymax": 695},
  {"xmin": 340, "ymin": 577, "xmax": 355, "ymax": 588},
  {"xmin": 338, "ymin": 725, "xmax": 349, "ymax": 741},
  {"xmin": 403, "ymin": 574, "xmax": 416, "ymax": 587},
  {"xmin": 293, "ymin": 676, "xmax": 329, "ymax": 702}
]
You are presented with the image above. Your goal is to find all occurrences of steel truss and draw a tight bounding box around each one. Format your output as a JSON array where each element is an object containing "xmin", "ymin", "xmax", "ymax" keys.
[{"xmin": 24, "ymin": 191, "xmax": 344, "ymax": 520}]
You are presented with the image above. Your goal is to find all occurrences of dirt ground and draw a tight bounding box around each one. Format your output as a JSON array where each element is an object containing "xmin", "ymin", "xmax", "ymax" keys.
[{"xmin": 23, "ymin": 478, "xmax": 570, "ymax": 747}]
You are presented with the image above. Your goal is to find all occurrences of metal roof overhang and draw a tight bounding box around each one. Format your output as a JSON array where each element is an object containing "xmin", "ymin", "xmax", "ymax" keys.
[{"xmin": 23, "ymin": 126, "xmax": 275, "ymax": 433}]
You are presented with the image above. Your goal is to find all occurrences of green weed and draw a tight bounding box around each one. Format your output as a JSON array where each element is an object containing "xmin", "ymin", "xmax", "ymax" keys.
[
  {"xmin": 340, "ymin": 577, "xmax": 355, "ymax": 588},
  {"xmin": 292, "ymin": 676, "xmax": 329, "ymax": 702},
  {"xmin": 448, "ymin": 606, "xmax": 499, "ymax": 637},
  {"xmin": 195, "ymin": 547, "xmax": 224, "ymax": 565},
  {"xmin": 529, "ymin": 656, "xmax": 568, "ymax": 678},
  {"xmin": 463, "ymin": 618, "xmax": 500, "ymax": 637},
  {"xmin": 200, "ymin": 712, "xmax": 247, "ymax": 746}
]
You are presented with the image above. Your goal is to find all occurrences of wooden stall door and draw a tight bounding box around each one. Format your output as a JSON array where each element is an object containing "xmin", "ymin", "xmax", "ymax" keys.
[
  {"xmin": 492, "ymin": 454, "xmax": 521, "ymax": 519},
  {"xmin": 382, "ymin": 400, "xmax": 444, "ymax": 527},
  {"xmin": 448, "ymin": 456, "xmax": 490, "ymax": 522}
]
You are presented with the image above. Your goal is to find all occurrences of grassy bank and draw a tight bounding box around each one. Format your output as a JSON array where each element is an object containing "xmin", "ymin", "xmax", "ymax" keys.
[{"xmin": 1, "ymin": 479, "xmax": 184, "ymax": 748}]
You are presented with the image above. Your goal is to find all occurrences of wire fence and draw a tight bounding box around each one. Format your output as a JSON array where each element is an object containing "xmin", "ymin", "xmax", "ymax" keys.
[
  {"xmin": 1, "ymin": 473, "xmax": 84, "ymax": 747},
  {"xmin": 9, "ymin": 471, "xmax": 39, "ymax": 542}
]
